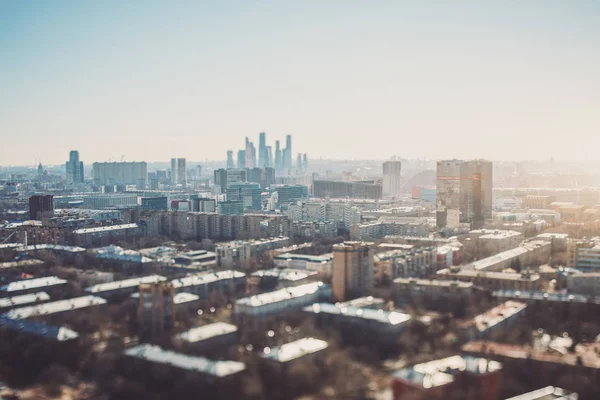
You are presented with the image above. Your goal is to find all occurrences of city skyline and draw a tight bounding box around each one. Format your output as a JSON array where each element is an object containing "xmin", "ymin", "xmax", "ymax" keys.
[{"xmin": 2, "ymin": 1, "xmax": 600, "ymax": 165}]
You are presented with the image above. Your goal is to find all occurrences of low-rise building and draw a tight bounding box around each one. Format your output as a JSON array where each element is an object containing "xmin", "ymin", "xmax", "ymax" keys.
[
  {"xmin": 273, "ymin": 253, "xmax": 333, "ymax": 275},
  {"xmin": 215, "ymin": 237, "xmax": 289, "ymax": 268},
  {"xmin": 96, "ymin": 245, "xmax": 153, "ymax": 264},
  {"xmin": 436, "ymin": 267, "xmax": 541, "ymax": 292},
  {"xmin": 339, "ymin": 296, "xmax": 386, "ymax": 310},
  {"xmin": 393, "ymin": 278, "xmax": 473, "ymax": 306},
  {"xmin": 234, "ymin": 282, "xmax": 331, "ymax": 318},
  {"xmin": 350, "ymin": 220, "xmax": 428, "ymax": 241},
  {"xmin": 0, "ymin": 292, "xmax": 50, "ymax": 313},
  {"xmin": 123, "ymin": 344, "xmax": 246, "ymax": 384},
  {"xmin": 505, "ymin": 386, "xmax": 578, "ymax": 400},
  {"xmin": 374, "ymin": 247, "xmax": 435, "ymax": 281},
  {"xmin": 5, "ymin": 295, "xmax": 107, "ymax": 320},
  {"xmin": 84, "ymin": 275, "xmax": 167, "ymax": 298},
  {"xmin": 73, "ymin": 223, "xmax": 146, "ymax": 246},
  {"xmin": 0, "ymin": 276, "xmax": 67, "ymax": 295},
  {"xmin": 172, "ymin": 250, "xmax": 217, "ymax": 270},
  {"xmin": 459, "ymin": 300, "xmax": 527, "ymax": 341},
  {"xmin": 248, "ymin": 268, "xmax": 318, "ymax": 290},
  {"xmin": 304, "ymin": 302, "xmax": 410, "ymax": 345},
  {"xmin": 392, "ymin": 355, "xmax": 502, "ymax": 400},
  {"xmin": 462, "ymin": 240, "xmax": 551, "ymax": 272},
  {"xmin": 462, "ymin": 229, "xmax": 523, "ymax": 256},
  {"xmin": 566, "ymin": 272, "xmax": 600, "ymax": 296},
  {"xmin": 260, "ymin": 337, "xmax": 328, "ymax": 371},
  {"xmin": 171, "ymin": 270, "xmax": 246, "ymax": 298},
  {"xmin": 174, "ymin": 322, "xmax": 238, "ymax": 354}
]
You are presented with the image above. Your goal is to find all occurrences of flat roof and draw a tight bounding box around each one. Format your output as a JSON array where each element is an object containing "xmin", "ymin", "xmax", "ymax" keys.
[
  {"xmin": 394, "ymin": 278, "xmax": 474, "ymax": 289},
  {"xmin": 340, "ymin": 296, "xmax": 386, "ymax": 308},
  {"xmin": 251, "ymin": 268, "xmax": 318, "ymax": 282},
  {"xmin": 261, "ymin": 337, "xmax": 328, "ymax": 363},
  {"xmin": 0, "ymin": 292, "xmax": 50, "ymax": 309},
  {"xmin": 393, "ymin": 355, "xmax": 502, "ymax": 389},
  {"xmin": 124, "ymin": 344, "xmax": 246, "ymax": 377},
  {"xmin": 305, "ymin": 303, "xmax": 410, "ymax": 326},
  {"xmin": 5, "ymin": 295, "xmax": 107, "ymax": 320},
  {"xmin": 462, "ymin": 340, "xmax": 600, "ymax": 370},
  {"xmin": 74, "ymin": 223, "xmax": 139, "ymax": 235},
  {"xmin": 0, "ymin": 316, "xmax": 79, "ymax": 341},
  {"xmin": 171, "ymin": 270, "xmax": 245, "ymax": 289},
  {"xmin": 85, "ymin": 275, "xmax": 166, "ymax": 294},
  {"xmin": 505, "ymin": 386, "xmax": 578, "ymax": 400},
  {"xmin": 274, "ymin": 253, "xmax": 332, "ymax": 262},
  {"xmin": 473, "ymin": 301, "xmax": 527, "ymax": 333},
  {"xmin": 0, "ymin": 259, "xmax": 45, "ymax": 270},
  {"xmin": 20, "ymin": 244, "xmax": 86, "ymax": 253},
  {"xmin": 0, "ymin": 276, "xmax": 67, "ymax": 293},
  {"xmin": 176, "ymin": 322, "xmax": 238, "ymax": 343},
  {"xmin": 437, "ymin": 269, "xmax": 540, "ymax": 282},
  {"xmin": 471, "ymin": 229, "xmax": 522, "ymax": 239},
  {"xmin": 236, "ymin": 282, "xmax": 328, "ymax": 308},
  {"xmin": 493, "ymin": 290, "xmax": 600, "ymax": 304},
  {"xmin": 130, "ymin": 291, "xmax": 199, "ymax": 305}
]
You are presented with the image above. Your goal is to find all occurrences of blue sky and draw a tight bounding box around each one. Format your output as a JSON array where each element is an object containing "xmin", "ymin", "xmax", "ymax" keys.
[{"xmin": 1, "ymin": 1, "xmax": 599, "ymax": 165}]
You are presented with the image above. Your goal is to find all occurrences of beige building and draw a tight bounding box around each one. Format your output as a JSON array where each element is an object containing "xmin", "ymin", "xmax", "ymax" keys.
[
  {"xmin": 436, "ymin": 267, "xmax": 540, "ymax": 292},
  {"xmin": 332, "ymin": 241, "xmax": 374, "ymax": 301}
]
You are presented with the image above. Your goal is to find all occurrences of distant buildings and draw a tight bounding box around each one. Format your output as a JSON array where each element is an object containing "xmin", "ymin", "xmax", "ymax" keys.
[
  {"xmin": 436, "ymin": 267, "xmax": 541, "ymax": 292},
  {"xmin": 332, "ymin": 241, "xmax": 374, "ymax": 301},
  {"xmin": 350, "ymin": 220, "xmax": 428, "ymax": 241},
  {"xmin": 92, "ymin": 161, "xmax": 148, "ymax": 186},
  {"xmin": 218, "ymin": 200, "xmax": 244, "ymax": 215},
  {"xmin": 374, "ymin": 247, "xmax": 435, "ymax": 280},
  {"xmin": 382, "ymin": 160, "xmax": 402, "ymax": 197},
  {"xmin": 65, "ymin": 150, "xmax": 84, "ymax": 183},
  {"xmin": 460, "ymin": 300, "xmax": 527, "ymax": 341},
  {"xmin": 227, "ymin": 182, "xmax": 262, "ymax": 211},
  {"xmin": 215, "ymin": 236, "xmax": 289, "ymax": 268},
  {"xmin": 272, "ymin": 185, "xmax": 309, "ymax": 206},
  {"xmin": 140, "ymin": 196, "xmax": 168, "ymax": 211},
  {"xmin": 170, "ymin": 158, "xmax": 187, "ymax": 186},
  {"xmin": 436, "ymin": 159, "xmax": 492, "ymax": 229},
  {"xmin": 73, "ymin": 223, "xmax": 146, "ymax": 246},
  {"xmin": 566, "ymin": 272, "xmax": 600, "ymax": 296},
  {"xmin": 226, "ymin": 150, "xmax": 235, "ymax": 169},
  {"xmin": 313, "ymin": 180, "xmax": 382, "ymax": 199}
]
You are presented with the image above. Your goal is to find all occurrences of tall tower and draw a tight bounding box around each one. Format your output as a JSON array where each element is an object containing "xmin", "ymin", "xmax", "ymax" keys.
[
  {"xmin": 266, "ymin": 146, "xmax": 272, "ymax": 169},
  {"xmin": 258, "ymin": 132, "xmax": 267, "ymax": 168},
  {"xmin": 285, "ymin": 135, "xmax": 292, "ymax": 171},
  {"xmin": 275, "ymin": 140, "xmax": 282, "ymax": 171},
  {"xmin": 226, "ymin": 150, "xmax": 235, "ymax": 169},
  {"xmin": 170, "ymin": 158, "xmax": 178, "ymax": 186},
  {"xmin": 245, "ymin": 137, "xmax": 255, "ymax": 169},
  {"xmin": 177, "ymin": 158, "xmax": 187, "ymax": 186},
  {"xmin": 382, "ymin": 160, "xmax": 402, "ymax": 198},
  {"xmin": 237, "ymin": 150, "xmax": 246, "ymax": 169},
  {"xmin": 332, "ymin": 241, "xmax": 374, "ymax": 302},
  {"xmin": 66, "ymin": 150, "xmax": 84, "ymax": 183}
]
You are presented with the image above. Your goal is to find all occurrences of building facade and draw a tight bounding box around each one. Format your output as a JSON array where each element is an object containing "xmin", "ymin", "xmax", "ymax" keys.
[{"xmin": 332, "ymin": 241, "xmax": 374, "ymax": 301}]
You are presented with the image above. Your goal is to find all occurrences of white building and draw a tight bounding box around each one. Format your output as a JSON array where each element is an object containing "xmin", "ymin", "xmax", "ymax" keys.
[{"xmin": 382, "ymin": 160, "xmax": 402, "ymax": 198}]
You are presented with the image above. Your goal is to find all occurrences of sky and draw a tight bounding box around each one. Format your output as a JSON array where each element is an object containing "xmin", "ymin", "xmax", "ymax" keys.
[{"xmin": 1, "ymin": 1, "xmax": 599, "ymax": 166}]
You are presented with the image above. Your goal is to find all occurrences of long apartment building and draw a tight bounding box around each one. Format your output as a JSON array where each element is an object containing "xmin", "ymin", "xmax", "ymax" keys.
[{"xmin": 313, "ymin": 180, "xmax": 382, "ymax": 199}]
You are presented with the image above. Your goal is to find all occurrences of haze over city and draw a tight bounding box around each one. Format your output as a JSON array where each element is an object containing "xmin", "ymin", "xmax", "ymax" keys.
[{"xmin": 2, "ymin": 1, "xmax": 600, "ymax": 165}]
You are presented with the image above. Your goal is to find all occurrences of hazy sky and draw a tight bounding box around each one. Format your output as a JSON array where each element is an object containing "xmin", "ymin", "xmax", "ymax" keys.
[{"xmin": 1, "ymin": 1, "xmax": 599, "ymax": 166}]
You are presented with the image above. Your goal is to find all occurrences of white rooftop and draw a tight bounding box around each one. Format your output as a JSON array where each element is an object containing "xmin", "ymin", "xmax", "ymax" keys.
[
  {"xmin": 124, "ymin": 344, "xmax": 246, "ymax": 377},
  {"xmin": 176, "ymin": 322, "xmax": 238, "ymax": 343},
  {"xmin": 473, "ymin": 300, "xmax": 527, "ymax": 333},
  {"xmin": 171, "ymin": 270, "xmax": 245, "ymax": 289},
  {"xmin": 505, "ymin": 386, "xmax": 578, "ymax": 400},
  {"xmin": 306, "ymin": 303, "xmax": 411, "ymax": 326},
  {"xmin": 131, "ymin": 291, "xmax": 200, "ymax": 305},
  {"xmin": 0, "ymin": 292, "xmax": 50, "ymax": 309},
  {"xmin": 251, "ymin": 268, "xmax": 318, "ymax": 282},
  {"xmin": 261, "ymin": 337, "xmax": 328, "ymax": 363},
  {"xmin": 5, "ymin": 295, "xmax": 107, "ymax": 320},
  {"xmin": 74, "ymin": 223, "xmax": 139, "ymax": 235},
  {"xmin": 85, "ymin": 275, "xmax": 166, "ymax": 293},
  {"xmin": 0, "ymin": 276, "xmax": 67, "ymax": 293},
  {"xmin": 236, "ymin": 282, "xmax": 327, "ymax": 308}
]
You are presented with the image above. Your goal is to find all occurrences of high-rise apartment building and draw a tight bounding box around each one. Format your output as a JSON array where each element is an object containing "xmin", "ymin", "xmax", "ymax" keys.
[
  {"xmin": 382, "ymin": 160, "xmax": 402, "ymax": 197},
  {"xmin": 176, "ymin": 158, "xmax": 187, "ymax": 186},
  {"xmin": 66, "ymin": 150, "xmax": 84, "ymax": 183},
  {"xmin": 170, "ymin": 158, "xmax": 178, "ymax": 186},
  {"xmin": 332, "ymin": 241, "xmax": 374, "ymax": 301},
  {"xmin": 258, "ymin": 132, "xmax": 267, "ymax": 168},
  {"xmin": 237, "ymin": 150, "xmax": 246, "ymax": 169},
  {"xmin": 436, "ymin": 159, "xmax": 492, "ymax": 229},
  {"xmin": 275, "ymin": 140, "xmax": 282, "ymax": 171},
  {"xmin": 284, "ymin": 135, "xmax": 292, "ymax": 171},
  {"xmin": 214, "ymin": 168, "xmax": 228, "ymax": 192},
  {"xmin": 227, "ymin": 182, "xmax": 262, "ymax": 211},
  {"xmin": 29, "ymin": 195, "xmax": 54, "ymax": 220},
  {"xmin": 93, "ymin": 162, "xmax": 148, "ymax": 186},
  {"xmin": 226, "ymin": 151, "xmax": 235, "ymax": 169}
]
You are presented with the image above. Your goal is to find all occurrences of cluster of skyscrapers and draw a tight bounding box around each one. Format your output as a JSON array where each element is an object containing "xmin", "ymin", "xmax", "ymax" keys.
[{"xmin": 229, "ymin": 133, "xmax": 307, "ymax": 173}]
